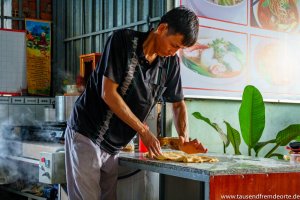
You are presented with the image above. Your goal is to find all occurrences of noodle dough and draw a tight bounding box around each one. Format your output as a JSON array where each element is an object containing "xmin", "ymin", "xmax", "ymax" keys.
[{"xmin": 145, "ymin": 151, "xmax": 218, "ymax": 163}]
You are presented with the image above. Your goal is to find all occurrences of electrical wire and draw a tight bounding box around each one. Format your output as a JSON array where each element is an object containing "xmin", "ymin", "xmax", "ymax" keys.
[{"xmin": 117, "ymin": 169, "xmax": 141, "ymax": 180}]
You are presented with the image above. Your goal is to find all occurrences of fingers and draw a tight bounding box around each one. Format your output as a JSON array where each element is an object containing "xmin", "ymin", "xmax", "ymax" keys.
[
  {"xmin": 179, "ymin": 136, "xmax": 185, "ymax": 145},
  {"xmin": 151, "ymin": 139, "xmax": 162, "ymax": 156},
  {"xmin": 148, "ymin": 150, "xmax": 154, "ymax": 158},
  {"xmin": 142, "ymin": 130, "xmax": 162, "ymax": 157},
  {"xmin": 150, "ymin": 146, "xmax": 161, "ymax": 157},
  {"xmin": 148, "ymin": 143, "xmax": 161, "ymax": 158}
]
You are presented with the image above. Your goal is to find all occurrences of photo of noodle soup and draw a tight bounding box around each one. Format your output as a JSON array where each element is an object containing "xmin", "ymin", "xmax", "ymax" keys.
[
  {"xmin": 181, "ymin": 0, "xmax": 247, "ymax": 24},
  {"xmin": 180, "ymin": 38, "xmax": 246, "ymax": 78},
  {"xmin": 254, "ymin": 41, "xmax": 299, "ymax": 85},
  {"xmin": 253, "ymin": 0, "xmax": 299, "ymax": 32},
  {"xmin": 206, "ymin": 0, "xmax": 244, "ymax": 6}
]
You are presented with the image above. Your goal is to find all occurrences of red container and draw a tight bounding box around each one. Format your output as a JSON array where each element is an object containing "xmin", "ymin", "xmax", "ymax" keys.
[{"xmin": 139, "ymin": 137, "xmax": 148, "ymax": 153}]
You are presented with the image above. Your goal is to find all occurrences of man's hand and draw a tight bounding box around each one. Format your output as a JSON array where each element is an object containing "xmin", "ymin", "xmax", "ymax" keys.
[
  {"xmin": 178, "ymin": 136, "xmax": 207, "ymax": 154},
  {"xmin": 139, "ymin": 125, "xmax": 162, "ymax": 158}
]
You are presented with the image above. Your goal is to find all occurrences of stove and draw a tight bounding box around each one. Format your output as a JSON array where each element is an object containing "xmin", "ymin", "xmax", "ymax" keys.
[{"xmin": 1, "ymin": 122, "xmax": 66, "ymax": 143}]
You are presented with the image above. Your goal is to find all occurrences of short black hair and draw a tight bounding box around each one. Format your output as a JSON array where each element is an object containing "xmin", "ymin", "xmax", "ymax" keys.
[{"xmin": 159, "ymin": 6, "xmax": 199, "ymax": 47}]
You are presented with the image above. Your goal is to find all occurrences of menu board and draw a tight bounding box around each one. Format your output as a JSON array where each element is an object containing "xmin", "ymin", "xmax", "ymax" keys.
[{"xmin": 180, "ymin": 0, "xmax": 300, "ymax": 102}]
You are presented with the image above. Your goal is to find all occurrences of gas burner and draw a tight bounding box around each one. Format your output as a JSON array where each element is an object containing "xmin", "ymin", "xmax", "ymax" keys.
[
  {"xmin": 41, "ymin": 121, "xmax": 67, "ymax": 127},
  {"xmin": 1, "ymin": 123, "xmax": 66, "ymax": 143}
]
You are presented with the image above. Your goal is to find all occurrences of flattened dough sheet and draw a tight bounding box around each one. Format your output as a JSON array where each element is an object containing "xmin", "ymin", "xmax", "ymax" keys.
[{"xmin": 145, "ymin": 151, "xmax": 218, "ymax": 163}]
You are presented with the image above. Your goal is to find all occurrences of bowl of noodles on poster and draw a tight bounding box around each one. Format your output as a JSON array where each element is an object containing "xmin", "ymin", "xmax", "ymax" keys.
[
  {"xmin": 179, "ymin": 38, "xmax": 246, "ymax": 79},
  {"xmin": 254, "ymin": 41, "xmax": 299, "ymax": 86},
  {"xmin": 189, "ymin": 0, "xmax": 246, "ymax": 20},
  {"xmin": 253, "ymin": 0, "xmax": 300, "ymax": 32}
]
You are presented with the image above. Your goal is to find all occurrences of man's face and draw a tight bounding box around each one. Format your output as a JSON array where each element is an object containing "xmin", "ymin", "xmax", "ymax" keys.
[{"xmin": 155, "ymin": 24, "xmax": 187, "ymax": 57}]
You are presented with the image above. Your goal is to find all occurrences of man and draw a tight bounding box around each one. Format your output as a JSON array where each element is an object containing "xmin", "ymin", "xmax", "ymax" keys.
[{"xmin": 65, "ymin": 6, "xmax": 204, "ymax": 200}]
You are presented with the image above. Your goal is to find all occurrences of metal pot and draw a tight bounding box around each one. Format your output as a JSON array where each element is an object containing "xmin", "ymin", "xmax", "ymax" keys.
[
  {"xmin": 55, "ymin": 96, "xmax": 79, "ymax": 122},
  {"xmin": 44, "ymin": 107, "xmax": 56, "ymax": 122}
]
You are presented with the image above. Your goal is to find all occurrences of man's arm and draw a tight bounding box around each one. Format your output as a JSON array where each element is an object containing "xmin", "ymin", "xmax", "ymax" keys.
[
  {"xmin": 172, "ymin": 100, "xmax": 207, "ymax": 154},
  {"xmin": 172, "ymin": 100, "xmax": 189, "ymax": 142},
  {"xmin": 102, "ymin": 76, "xmax": 161, "ymax": 157}
]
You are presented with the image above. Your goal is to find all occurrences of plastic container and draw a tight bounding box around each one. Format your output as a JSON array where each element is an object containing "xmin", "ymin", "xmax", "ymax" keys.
[
  {"xmin": 290, "ymin": 154, "xmax": 300, "ymax": 165},
  {"xmin": 139, "ymin": 137, "xmax": 148, "ymax": 153},
  {"xmin": 44, "ymin": 108, "xmax": 56, "ymax": 122}
]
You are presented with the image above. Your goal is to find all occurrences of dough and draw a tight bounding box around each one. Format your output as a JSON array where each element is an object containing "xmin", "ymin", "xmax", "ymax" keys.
[{"xmin": 145, "ymin": 151, "xmax": 218, "ymax": 163}]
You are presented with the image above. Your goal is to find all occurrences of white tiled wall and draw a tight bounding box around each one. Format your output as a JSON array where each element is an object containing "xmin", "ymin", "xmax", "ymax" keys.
[{"xmin": 0, "ymin": 29, "xmax": 26, "ymax": 93}]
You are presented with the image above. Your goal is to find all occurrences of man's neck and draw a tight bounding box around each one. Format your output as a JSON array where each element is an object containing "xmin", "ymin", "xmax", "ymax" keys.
[{"xmin": 143, "ymin": 30, "xmax": 157, "ymax": 64}]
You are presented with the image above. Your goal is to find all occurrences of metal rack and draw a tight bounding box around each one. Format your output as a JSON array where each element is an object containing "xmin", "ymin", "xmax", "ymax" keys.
[
  {"xmin": 0, "ymin": 154, "xmax": 46, "ymax": 200},
  {"xmin": 0, "ymin": 186, "xmax": 47, "ymax": 200},
  {"xmin": 0, "ymin": 144, "xmax": 64, "ymax": 200}
]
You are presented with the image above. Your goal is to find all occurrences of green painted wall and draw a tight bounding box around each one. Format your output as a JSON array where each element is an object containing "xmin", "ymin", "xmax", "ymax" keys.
[{"xmin": 169, "ymin": 99, "xmax": 300, "ymax": 157}]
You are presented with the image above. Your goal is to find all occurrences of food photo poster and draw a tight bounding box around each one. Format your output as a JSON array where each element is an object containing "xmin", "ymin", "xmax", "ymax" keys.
[{"xmin": 180, "ymin": 0, "xmax": 300, "ymax": 101}]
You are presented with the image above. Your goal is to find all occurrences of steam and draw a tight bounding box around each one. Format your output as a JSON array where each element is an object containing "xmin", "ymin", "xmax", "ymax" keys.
[
  {"xmin": 0, "ymin": 109, "xmax": 48, "ymax": 186},
  {"xmin": 0, "ymin": 120, "xmax": 24, "ymax": 185},
  {"xmin": 56, "ymin": 69, "xmax": 78, "ymax": 94}
]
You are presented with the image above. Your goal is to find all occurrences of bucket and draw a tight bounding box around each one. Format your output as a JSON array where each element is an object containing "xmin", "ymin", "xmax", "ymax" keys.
[
  {"xmin": 44, "ymin": 108, "xmax": 56, "ymax": 122},
  {"xmin": 55, "ymin": 96, "xmax": 79, "ymax": 122}
]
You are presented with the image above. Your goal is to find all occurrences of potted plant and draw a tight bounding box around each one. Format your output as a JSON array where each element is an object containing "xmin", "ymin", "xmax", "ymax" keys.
[{"xmin": 193, "ymin": 85, "xmax": 300, "ymax": 158}]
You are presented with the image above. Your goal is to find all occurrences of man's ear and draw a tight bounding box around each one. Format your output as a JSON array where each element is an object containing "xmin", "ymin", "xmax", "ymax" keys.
[{"xmin": 156, "ymin": 23, "xmax": 168, "ymax": 34}]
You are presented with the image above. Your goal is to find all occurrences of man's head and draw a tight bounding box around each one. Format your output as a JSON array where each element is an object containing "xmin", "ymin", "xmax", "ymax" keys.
[
  {"xmin": 154, "ymin": 6, "xmax": 199, "ymax": 57},
  {"xmin": 159, "ymin": 6, "xmax": 199, "ymax": 47}
]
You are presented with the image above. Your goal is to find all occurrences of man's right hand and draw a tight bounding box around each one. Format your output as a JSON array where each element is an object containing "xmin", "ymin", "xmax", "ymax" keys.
[{"xmin": 139, "ymin": 125, "xmax": 162, "ymax": 158}]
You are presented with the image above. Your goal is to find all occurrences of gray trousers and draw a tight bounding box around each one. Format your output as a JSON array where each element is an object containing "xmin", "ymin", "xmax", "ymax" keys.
[{"xmin": 65, "ymin": 126, "xmax": 119, "ymax": 200}]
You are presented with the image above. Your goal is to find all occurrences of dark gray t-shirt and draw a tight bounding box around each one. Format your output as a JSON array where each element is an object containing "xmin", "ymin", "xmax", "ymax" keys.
[{"xmin": 67, "ymin": 29, "xmax": 183, "ymax": 155}]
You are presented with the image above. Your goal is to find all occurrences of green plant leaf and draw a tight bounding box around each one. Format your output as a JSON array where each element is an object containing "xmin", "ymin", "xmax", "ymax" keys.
[
  {"xmin": 275, "ymin": 124, "xmax": 300, "ymax": 146},
  {"xmin": 254, "ymin": 139, "xmax": 276, "ymax": 156},
  {"xmin": 268, "ymin": 153, "xmax": 284, "ymax": 160},
  {"xmin": 224, "ymin": 121, "xmax": 242, "ymax": 155},
  {"xmin": 192, "ymin": 112, "xmax": 229, "ymax": 146},
  {"xmin": 239, "ymin": 85, "xmax": 265, "ymax": 149},
  {"xmin": 265, "ymin": 124, "xmax": 300, "ymax": 158}
]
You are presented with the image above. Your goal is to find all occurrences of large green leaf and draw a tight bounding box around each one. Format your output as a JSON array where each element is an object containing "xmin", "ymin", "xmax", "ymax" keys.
[
  {"xmin": 224, "ymin": 121, "xmax": 241, "ymax": 155},
  {"xmin": 264, "ymin": 124, "xmax": 300, "ymax": 158},
  {"xmin": 192, "ymin": 112, "xmax": 229, "ymax": 146},
  {"xmin": 268, "ymin": 153, "xmax": 284, "ymax": 160},
  {"xmin": 275, "ymin": 124, "xmax": 300, "ymax": 146},
  {"xmin": 239, "ymin": 85, "xmax": 265, "ymax": 148},
  {"xmin": 253, "ymin": 139, "xmax": 276, "ymax": 156}
]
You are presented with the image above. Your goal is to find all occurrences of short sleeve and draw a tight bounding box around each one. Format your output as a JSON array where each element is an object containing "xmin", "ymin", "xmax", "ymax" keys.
[
  {"xmin": 102, "ymin": 31, "xmax": 127, "ymax": 84},
  {"xmin": 162, "ymin": 56, "xmax": 184, "ymax": 102}
]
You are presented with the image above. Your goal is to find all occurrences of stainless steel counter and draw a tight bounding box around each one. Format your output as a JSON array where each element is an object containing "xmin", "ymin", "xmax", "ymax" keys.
[
  {"xmin": 119, "ymin": 152, "xmax": 300, "ymax": 176},
  {"xmin": 119, "ymin": 151, "xmax": 300, "ymax": 200}
]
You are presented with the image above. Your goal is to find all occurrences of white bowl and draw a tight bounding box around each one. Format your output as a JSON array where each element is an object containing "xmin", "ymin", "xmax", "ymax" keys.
[
  {"xmin": 189, "ymin": 0, "xmax": 246, "ymax": 21},
  {"xmin": 252, "ymin": 0, "xmax": 300, "ymax": 32}
]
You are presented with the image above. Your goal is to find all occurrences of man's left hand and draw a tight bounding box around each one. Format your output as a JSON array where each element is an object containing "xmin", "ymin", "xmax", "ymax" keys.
[{"xmin": 178, "ymin": 136, "xmax": 207, "ymax": 154}]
